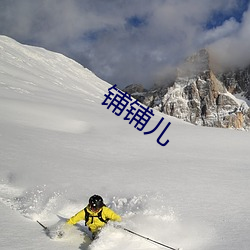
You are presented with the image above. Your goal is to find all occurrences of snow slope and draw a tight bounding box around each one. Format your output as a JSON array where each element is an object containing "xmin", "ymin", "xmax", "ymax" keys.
[{"xmin": 0, "ymin": 35, "xmax": 250, "ymax": 250}]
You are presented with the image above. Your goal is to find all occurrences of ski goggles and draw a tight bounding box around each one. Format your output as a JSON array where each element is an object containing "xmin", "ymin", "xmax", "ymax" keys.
[{"xmin": 89, "ymin": 205, "xmax": 101, "ymax": 212}]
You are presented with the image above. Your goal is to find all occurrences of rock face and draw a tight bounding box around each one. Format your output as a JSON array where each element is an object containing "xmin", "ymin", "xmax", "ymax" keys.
[
  {"xmin": 218, "ymin": 66, "xmax": 250, "ymax": 100},
  {"xmin": 124, "ymin": 49, "xmax": 250, "ymax": 130}
]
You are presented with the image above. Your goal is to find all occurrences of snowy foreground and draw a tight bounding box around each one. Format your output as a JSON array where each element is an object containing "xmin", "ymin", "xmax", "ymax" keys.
[{"xmin": 0, "ymin": 36, "xmax": 250, "ymax": 250}]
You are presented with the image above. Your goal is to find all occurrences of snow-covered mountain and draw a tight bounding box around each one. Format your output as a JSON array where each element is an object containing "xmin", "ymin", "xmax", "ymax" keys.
[
  {"xmin": 0, "ymin": 36, "xmax": 250, "ymax": 250},
  {"xmin": 125, "ymin": 49, "xmax": 250, "ymax": 130},
  {"xmin": 217, "ymin": 65, "xmax": 250, "ymax": 101}
]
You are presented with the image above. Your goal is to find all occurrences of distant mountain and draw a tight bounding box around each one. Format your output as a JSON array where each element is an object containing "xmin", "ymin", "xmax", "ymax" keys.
[
  {"xmin": 124, "ymin": 49, "xmax": 250, "ymax": 130},
  {"xmin": 217, "ymin": 66, "xmax": 250, "ymax": 100}
]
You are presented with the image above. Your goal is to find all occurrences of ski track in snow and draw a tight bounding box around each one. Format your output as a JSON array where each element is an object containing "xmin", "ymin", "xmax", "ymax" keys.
[{"xmin": 0, "ymin": 179, "xmax": 211, "ymax": 250}]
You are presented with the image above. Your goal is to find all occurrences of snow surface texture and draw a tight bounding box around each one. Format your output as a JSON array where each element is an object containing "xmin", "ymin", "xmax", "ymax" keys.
[{"xmin": 0, "ymin": 35, "xmax": 250, "ymax": 250}]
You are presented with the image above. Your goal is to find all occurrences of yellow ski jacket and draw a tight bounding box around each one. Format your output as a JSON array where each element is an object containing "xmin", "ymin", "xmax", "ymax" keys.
[{"xmin": 67, "ymin": 206, "xmax": 121, "ymax": 233}]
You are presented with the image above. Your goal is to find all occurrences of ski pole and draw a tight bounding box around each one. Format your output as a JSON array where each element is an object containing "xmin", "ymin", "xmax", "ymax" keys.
[
  {"xmin": 37, "ymin": 220, "xmax": 48, "ymax": 231},
  {"xmin": 122, "ymin": 227, "xmax": 180, "ymax": 250}
]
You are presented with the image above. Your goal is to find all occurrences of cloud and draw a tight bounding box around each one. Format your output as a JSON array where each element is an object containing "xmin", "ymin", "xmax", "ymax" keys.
[
  {"xmin": 209, "ymin": 4, "xmax": 250, "ymax": 69},
  {"xmin": 200, "ymin": 18, "xmax": 240, "ymax": 45},
  {"xmin": 0, "ymin": 0, "xmax": 249, "ymax": 88}
]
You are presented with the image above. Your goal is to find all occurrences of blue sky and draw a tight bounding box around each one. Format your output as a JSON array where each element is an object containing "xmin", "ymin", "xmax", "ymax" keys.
[
  {"xmin": 205, "ymin": 0, "xmax": 249, "ymax": 28},
  {"xmin": 0, "ymin": 0, "xmax": 249, "ymax": 88}
]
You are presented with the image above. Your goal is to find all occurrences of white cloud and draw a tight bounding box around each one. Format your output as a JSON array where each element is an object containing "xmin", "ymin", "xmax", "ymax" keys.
[
  {"xmin": 200, "ymin": 18, "xmax": 240, "ymax": 45},
  {"xmin": 0, "ymin": 0, "xmax": 249, "ymax": 88},
  {"xmin": 209, "ymin": 5, "xmax": 250, "ymax": 68}
]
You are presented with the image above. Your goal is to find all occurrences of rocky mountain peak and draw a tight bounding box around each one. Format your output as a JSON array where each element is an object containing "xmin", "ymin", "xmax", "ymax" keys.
[
  {"xmin": 177, "ymin": 49, "xmax": 210, "ymax": 78},
  {"xmin": 124, "ymin": 49, "xmax": 250, "ymax": 130}
]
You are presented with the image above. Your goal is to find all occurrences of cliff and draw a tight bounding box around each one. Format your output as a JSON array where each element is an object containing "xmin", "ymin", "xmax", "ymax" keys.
[{"xmin": 124, "ymin": 49, "xmax": 250, "ymax": 130}]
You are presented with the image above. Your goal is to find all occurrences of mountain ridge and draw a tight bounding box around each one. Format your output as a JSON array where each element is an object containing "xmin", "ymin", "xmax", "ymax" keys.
[{"xmin": 124, "ymin": 49, "xmax": 250, "ymax": 130}]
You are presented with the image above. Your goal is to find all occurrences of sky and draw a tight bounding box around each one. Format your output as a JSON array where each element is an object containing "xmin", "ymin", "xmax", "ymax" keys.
[{"xmin": 0, "ymin": 0, "xmax": 249, "ymax": 88}]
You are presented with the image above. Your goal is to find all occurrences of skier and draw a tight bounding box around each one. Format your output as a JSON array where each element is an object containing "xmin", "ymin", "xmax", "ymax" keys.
[{"xmin": 66, "ymin": 194, "xmax": 121, "ymax": 239}]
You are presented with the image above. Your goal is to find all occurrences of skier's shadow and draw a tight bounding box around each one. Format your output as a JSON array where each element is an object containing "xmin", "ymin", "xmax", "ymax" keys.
[
  {"xmin": 78, "ymin": 239, "xmax": 91, "ymax": 250},
  {"xmin": 74, "ymin": 224, "xmax": 93, "ymax": 250}
]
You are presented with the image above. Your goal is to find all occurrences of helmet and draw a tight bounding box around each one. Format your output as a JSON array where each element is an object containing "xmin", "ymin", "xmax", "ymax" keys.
[{"xmin": 89, "ymin": 195, "xmax": 104, "ymax": 211}]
